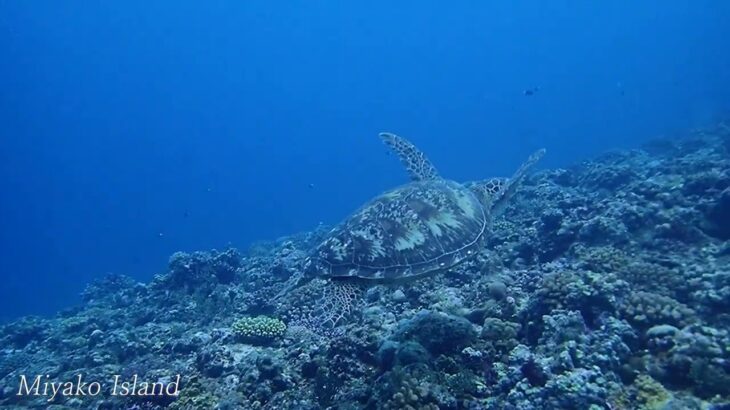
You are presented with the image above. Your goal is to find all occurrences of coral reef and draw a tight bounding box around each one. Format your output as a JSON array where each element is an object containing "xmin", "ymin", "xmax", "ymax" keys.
[{"xmin": 1, "ymin": 122, "xmax": 729, "ymax": 408}]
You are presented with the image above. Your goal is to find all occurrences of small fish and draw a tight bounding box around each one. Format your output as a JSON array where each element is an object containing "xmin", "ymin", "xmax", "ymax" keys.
[
  {"xmin": 158, "ymin": 232, "xmax": 165, "ymax": 238},
  {"xmin": 523, "ymin": 87, "xmax": 539, "ymax": 96},
  {"xmin": 308, "ymin": 183, "xmax": 315, "ymax": 189}
]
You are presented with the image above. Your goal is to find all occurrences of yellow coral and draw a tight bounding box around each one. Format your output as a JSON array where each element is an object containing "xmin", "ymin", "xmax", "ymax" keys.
[
  {"xmin": 634, "ymin": 374, "xmax": 670, "ymax": 410},
  {"xmin": 232, "ymin": 316, "xmax": 286, "ymax": 340}
]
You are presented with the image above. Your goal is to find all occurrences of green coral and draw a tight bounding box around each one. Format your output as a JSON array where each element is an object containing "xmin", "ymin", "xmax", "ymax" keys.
[
  {"xmin": 377, "ymin": 364, "xmax": 448, "ymax": 410},
  {"xmin": 573, "ymin": 245, "xmax": 629, "ymax": 273},
  {"xmin": 481, "ymin": 318, "xmax": 520, "ymax": 355},
  {"xmin": 532, "ymin": 269, "xmax": 628, "ymax": 318},
  {"xmin": 619, "ymin": 291, "xmax": 695, "ymax": 330},
  {"xmin": 621, "ymin": 260, "xmax": 689, "ymax": 298},
  {"xmin": 633, "ymin": 374, "xmax": 670, "ymax": 410},
  {"xmin": 232, "ymin": 316, "xmax": 287, "ymax": 341},
  {"xmin": 169, "ymin": 378, "xmax": 219, "ymax": 410}
]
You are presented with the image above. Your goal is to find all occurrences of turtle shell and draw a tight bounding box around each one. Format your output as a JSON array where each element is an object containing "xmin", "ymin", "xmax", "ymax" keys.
[{"xmin": 310, "ymin": 179, "xmax": 489, "ymax": 281}]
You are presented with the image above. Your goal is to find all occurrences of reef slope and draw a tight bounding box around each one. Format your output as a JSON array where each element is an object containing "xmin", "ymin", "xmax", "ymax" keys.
[{"xmin": 1, "ymin": 123, "xmax": 729, "ymax": 409}]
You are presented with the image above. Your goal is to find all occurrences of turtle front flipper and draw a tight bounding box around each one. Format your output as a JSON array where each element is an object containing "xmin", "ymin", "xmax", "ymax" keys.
[
  {"xmin": 380, "ymin": 132, "xmax": 440, "ymax": 181},
  {"xmin": 490, "ymin": 148, "xmax": 546, "ymax": 216}
]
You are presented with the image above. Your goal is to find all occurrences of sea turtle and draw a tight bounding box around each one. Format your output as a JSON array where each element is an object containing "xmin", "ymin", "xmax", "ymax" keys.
[{"xmin": 277, "ymin": 133, "xmax": 545, "ymax": 327}]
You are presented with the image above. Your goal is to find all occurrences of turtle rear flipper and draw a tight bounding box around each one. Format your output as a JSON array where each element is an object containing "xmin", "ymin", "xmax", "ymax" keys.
[
  {"xmin": 380, "ymin": 132, "xmax": 440, "ymax": 181},
  {"xmin": 312, "ymin": 281, "xmax": 364, "ymax": 329},
  {"xmin": 284, "ymin": 280, "xmax": 365, "ymax": 336}
]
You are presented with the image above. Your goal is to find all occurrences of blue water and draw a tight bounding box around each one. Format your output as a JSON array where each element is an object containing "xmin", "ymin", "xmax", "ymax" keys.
[{"xmin": 1, "ymin": 2, "xmax": 729, "ymax": 321}]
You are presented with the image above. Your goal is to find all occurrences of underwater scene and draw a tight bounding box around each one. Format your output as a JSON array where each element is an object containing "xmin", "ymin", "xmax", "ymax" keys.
[{"xmin": 1, "ymin": 2, "xmax": 730, "ymax": 410}]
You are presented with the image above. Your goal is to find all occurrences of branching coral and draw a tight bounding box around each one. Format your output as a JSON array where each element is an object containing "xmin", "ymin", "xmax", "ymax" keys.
[
  {"xmin": 528, "ymin": 268, "xmax": 628, "ymax": 330},
  {"xmin": 633, "ymin": 374, "xmax": 671, "ymax": 410},
  {"xmin": 232, "ymin": 316, "xmax": 286, "ymax": 342},
  {"xmin": 619, "ymin": 291, "xmax": 695, "ymax": 330}
]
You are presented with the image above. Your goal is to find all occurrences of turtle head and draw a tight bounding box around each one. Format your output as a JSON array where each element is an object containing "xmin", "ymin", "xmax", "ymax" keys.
[{"xmin": 468, "ymin": 177, "xmax": 508, "ymax": 211}]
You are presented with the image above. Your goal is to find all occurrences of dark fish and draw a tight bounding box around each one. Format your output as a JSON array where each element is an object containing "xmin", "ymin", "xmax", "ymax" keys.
[{"xmin": 523, "ymin": 87, "xmax": 539, "ymax": 96}]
